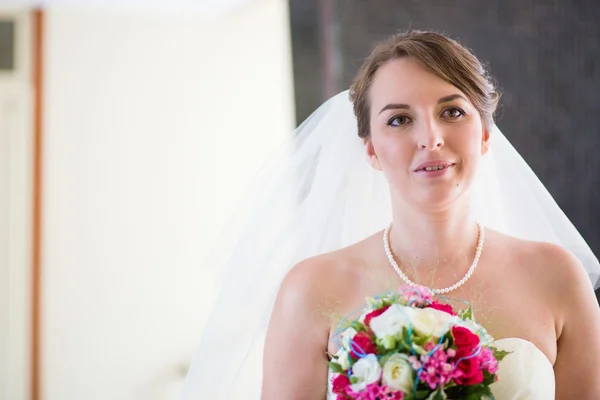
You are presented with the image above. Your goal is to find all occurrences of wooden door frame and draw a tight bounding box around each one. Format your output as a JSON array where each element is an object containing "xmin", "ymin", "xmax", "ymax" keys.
[
  {"xmin": 0, "ymin": 7, "xmax": 41, "ymax": 400},
  {"xmin": 31, "ymin": 8, "xmax": 44, "ymax": 400}
]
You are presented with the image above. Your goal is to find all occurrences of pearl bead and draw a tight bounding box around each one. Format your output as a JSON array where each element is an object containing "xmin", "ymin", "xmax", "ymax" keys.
[{"xmin": 384, "ymin": 222, "xmax": 484, "ymax": 295}]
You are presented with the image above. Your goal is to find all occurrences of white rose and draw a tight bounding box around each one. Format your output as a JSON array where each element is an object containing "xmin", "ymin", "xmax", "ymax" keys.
[
  {"xmin": 410, "ymin": 307, "xmax": 458, "ymax": 338},
  {"xmin": 382, "ymin": 354, "xmax": 414, "ymax": 393},
  {"xmin": 335, "ymin": 349, "xmax": 350, "ymax": 370},
  {"xmin": 350, "ymin": 354, "xmax": 381, "ymax": 392},
  {"xmin": 369, "ymin": 304, "xmax": 413, "ymax": 339},
  {"xmin": 340, "ymin": 327, "xmax": 357, "ymax": 352},
  {"xmin": 358, "ymin": 310, "xmax": 367, "ymax": 324}
]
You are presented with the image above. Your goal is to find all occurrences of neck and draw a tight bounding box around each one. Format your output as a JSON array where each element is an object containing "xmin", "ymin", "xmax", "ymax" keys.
[{"xmin": 388, "ymin": 194, "xmax": 480, "ymax": 276}]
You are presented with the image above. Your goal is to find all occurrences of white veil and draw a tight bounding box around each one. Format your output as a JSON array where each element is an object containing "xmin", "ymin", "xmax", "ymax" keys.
[{"xmin": 179, "ymin": 90, "xmax": 600, "ymax": 399}]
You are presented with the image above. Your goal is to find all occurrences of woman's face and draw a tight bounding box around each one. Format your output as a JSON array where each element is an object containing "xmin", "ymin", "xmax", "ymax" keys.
[{"xmin": 365, "ymin": 57, "xmax": 490, "ymax": 212}]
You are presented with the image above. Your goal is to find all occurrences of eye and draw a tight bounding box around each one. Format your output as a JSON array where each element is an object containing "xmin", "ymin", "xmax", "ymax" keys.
[
  {"xmin": 387, "ymin": 115, "xmax": 412, "ymax": 127},
  {"xmin": 441, "ymin": 107, "xmax": 466, "ymax": 119}
]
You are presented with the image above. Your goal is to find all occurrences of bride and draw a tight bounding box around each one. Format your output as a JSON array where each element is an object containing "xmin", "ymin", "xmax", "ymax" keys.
[{"xmin": 180, "ymin": 31, "xmax": 600, "ymax": 399}]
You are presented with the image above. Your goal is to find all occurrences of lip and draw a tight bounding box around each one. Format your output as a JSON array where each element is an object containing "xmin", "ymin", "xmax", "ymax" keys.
[{"xmin": 414, "ymin": 160, "xmax": 456, "ymax": 172}]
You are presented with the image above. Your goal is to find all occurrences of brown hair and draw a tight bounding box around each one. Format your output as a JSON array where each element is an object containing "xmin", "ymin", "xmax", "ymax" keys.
[{"xmin": 349, "ymin": 30, "xmax": 500, "ymax": 138}]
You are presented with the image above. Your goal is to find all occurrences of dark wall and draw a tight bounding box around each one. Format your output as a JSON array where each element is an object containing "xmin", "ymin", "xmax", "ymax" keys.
[{"xmin": 289, "ymin": 0, "xmax": 600, "ymax": 302}]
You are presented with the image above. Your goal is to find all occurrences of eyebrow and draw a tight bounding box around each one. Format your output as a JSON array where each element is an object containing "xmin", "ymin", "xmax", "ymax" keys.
[{"xmin": 378, "ymin": 94, "xmax": 468, "ymax": 114}]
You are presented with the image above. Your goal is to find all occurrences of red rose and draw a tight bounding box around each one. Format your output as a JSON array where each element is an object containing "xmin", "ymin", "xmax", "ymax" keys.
[
  {"xmin": 454, "ymin": 347, "xmax": 484, "ymax": 385},
  {"xmin": 427, "ymin": 301, "xmax": 456, "ymax": 316},
  {"xmin": 350, "ymin": 331, "xmax": 377, "ymax": 358},
  {"xmin": 331, "ymin": 373, "xmax": 351, "ymax": 395},
  {"xmin": 452, "ymin": 326, "xmax": 480, "ymax": 350},
  {"xmin": 364, "ymin": 305, "xmax": 391, "ymax": 328}
]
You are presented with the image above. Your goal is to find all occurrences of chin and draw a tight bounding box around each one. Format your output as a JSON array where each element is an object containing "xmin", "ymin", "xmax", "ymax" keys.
[{"xmin": 405, "ymin": 185, "xmax": 469, "ymax": 212}]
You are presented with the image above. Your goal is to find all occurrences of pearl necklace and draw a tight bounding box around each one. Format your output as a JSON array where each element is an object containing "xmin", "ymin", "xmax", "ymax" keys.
[{"xmin": 383, "ymin": 222, "xmax": 484, "ymax": 295}]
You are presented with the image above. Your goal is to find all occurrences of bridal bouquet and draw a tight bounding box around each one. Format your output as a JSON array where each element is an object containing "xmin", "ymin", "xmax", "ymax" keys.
[{"xmin": 329, "ymin": 285, "xmax": 509, "ymax": 400}]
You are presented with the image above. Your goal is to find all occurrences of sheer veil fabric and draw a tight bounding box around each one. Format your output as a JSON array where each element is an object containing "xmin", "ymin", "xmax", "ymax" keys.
[{"xmin": 179, "ymin": 91, "xmax": 600, "ymax": 399}]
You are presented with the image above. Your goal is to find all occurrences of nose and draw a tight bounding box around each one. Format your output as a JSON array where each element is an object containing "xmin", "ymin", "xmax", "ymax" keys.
[{"xmin": 417, "ymin": 121, "xmax": 444, "ymax": 150}]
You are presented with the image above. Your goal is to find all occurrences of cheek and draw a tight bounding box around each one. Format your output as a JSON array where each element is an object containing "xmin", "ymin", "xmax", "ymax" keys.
[
  {"xmin": 373, "ymin": 136, "xmax": 412, "ymax": 169},
  {"xmin": 451, "ymin": 129, "xmax": 483, "ymax": 159},
  {"xmin": 453, "ymin": 136, "xmax": 483, "ymax": 180}
]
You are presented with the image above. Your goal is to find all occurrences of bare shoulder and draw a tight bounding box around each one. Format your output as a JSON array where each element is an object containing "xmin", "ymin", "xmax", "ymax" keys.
[
  {"xmin": 489, "ymin": 229, "xmax": 591, "ymax": 287},
  {"xmin": 277, "ymin": 239, "xmax": 372, "ymax": 314},
  {"xmin": 487, "ymin": 232, "xmax": 600, "ymax": 397},
  {"xmin": 277, "ymin": 253, "xmax": 345, "ymax": 313},
  {"xmin": 262, "ymin": 234, "xmax": 378, "ymax": 397},
  {"xmin": 525, "ymin": 240, "xmax": 600, "ymax": 328},
  {"xmin": 264, "ymin": 240, "xmax": 371, "ymax": 355},
  {"xmin": 490, "ymin": 230, "xmax": 597, "ymax": 323}
]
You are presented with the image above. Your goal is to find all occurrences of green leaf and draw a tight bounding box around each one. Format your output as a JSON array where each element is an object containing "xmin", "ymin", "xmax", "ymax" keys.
[
  {"xmin": 382, "ymin": 335, "xmax": 397, "ymax": 349},
  {"xmin": 492, "ymin": 348, "xmax": 511, "ymax": 362},
  {"xmin": 460, "ymin": 383, "xmax": 496, "ymax": 399},
  {"xmin": 405, "ymin": 390, "xmax": 430, "ymax": 400},
  {"xmin": 482, "ymin": 372, "xmax": 496, "ymax": 386},
  {"xmin": 426, "ymin": 388, "xmax": 447, "ymax": 400},
  {"xmin": 386, "ymin": 292, "xmax": 400, "ymax": 305},
  {"xmin": 402, "ymin": 327, "xmax": 411, "ymax": 344},
  {"xmin": 376, "ymin": 342, "xmax": 388, "ymax": 355},
  {"xmin": 366, "ymin": 296, "xmax": 383, "ymax": 309},
  {"xmin": 350, "ymin": 376, "xmax": 359, "ymax": 384},
  {"xmin": 328, "ymin": 362, "xmax": 344, "ymax": 373},
  {"xmin": 480, "ymin": 385, "xmax": 493, "ymax": 396},
  {"xmin": 412, "ymin": 334, "xmax": 432, "ymax": 346},
  {"xmin": 412, "ymin": 343, "xmax": 427, "ymax": 355},
  {"xmin": 444, "ymin": 381, "xmax": 456, "ymax": 390},
  {"xmin": 351, "ymin": 321, "xmax": 368, "ymax": 333},
  {"xmin": 458, "ymin": 304, "xmax": 475, "ymax": 320},
  {"xmin": 461, "ymin": 384, "xmax": 478, "ymax": 395}
]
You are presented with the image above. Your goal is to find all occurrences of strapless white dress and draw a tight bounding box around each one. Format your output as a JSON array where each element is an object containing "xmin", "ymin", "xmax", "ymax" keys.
[{"xmin": 328, "ymin": 337, "xmax": 555, "ymax": 399}]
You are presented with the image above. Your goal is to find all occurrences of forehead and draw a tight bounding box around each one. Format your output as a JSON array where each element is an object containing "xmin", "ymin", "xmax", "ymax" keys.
[{"xmin": 369, "ymin": 58, "xmax": 467, "ymax": 110}]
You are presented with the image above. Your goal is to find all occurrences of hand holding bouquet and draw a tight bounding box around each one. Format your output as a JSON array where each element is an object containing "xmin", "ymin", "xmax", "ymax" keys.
[{"xmin": 329, "ymin": 285, "xmax": 509, "ymax": 400}]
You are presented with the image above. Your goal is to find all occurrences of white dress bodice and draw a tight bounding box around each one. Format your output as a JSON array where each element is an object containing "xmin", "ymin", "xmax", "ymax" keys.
[{"xmin": 487, "ymin": 338, "xmax": 554, "ymax": 399}]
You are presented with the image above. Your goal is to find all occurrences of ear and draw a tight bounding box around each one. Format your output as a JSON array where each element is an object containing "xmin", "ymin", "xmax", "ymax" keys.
[
  {"xmin": 364, "ymin": 138, "xmax": 383, "ymax": 171},
  {"xmin": 481, "ymin": 127, "xmax": 491, "ymax": 156}
]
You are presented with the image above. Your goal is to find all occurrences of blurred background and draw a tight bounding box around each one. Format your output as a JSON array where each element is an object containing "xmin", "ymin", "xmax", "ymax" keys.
[{"xmin": 0, "ymin": 0, "xmax": 598, "ymax": 399}]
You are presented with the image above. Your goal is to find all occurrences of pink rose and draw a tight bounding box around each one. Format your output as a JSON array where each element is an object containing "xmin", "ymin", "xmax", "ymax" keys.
[
  {"xmin": 454, "ymin": 347, "xmax": 484, "ymax": 385},
  {"xmin": 350, "ymin": 331, "xmax": 377, "ymax": 359},
  {"xmin": 399, "ymin": 285, "xmax": 433, "ymax": 305},
  {"xmin": 451, "ymin": 326, "xmax": 480, "ymax": 351},
  {"xmin": 331, "ymin": 373, "xmax": 351, "ymax": 396},
  {"xmin": 426, "ymin": 301, "xmax": 456, "ymax": 316}
]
